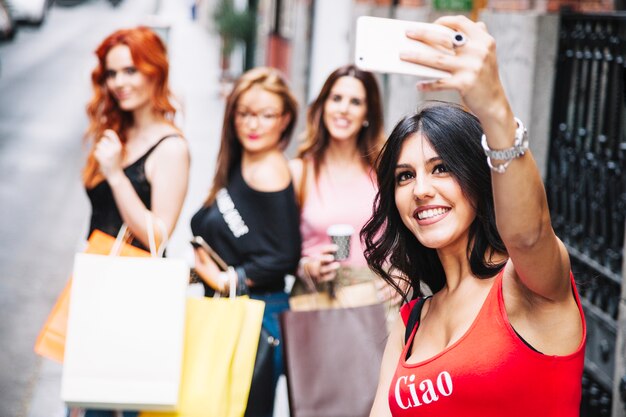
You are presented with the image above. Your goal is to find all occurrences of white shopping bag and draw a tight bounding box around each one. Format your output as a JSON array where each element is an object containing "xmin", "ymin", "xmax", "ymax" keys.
[{"xmin": 61, "ymin": 252, "xmax": 189, "ymax": 411}]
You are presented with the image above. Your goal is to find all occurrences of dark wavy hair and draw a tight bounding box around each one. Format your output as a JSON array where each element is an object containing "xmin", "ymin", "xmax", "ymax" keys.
[{"xmin": 361, "ymin": 103, "xmax": 507, "ymax": 300}]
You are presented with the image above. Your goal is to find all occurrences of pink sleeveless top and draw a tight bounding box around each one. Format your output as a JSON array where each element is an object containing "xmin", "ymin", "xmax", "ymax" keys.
[
  {"xmin": 388, "ymin": 270, "xmax": 586, "ymax": 417},
  {"xmin": 300, "ymin": 164, "xmax": 377, "ymax": 267}
]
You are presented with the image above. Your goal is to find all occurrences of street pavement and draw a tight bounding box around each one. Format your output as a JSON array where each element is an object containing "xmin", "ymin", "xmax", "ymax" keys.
[{"xmin": 0, "ymin": 0, "xmax": 290, "ymax": 415}]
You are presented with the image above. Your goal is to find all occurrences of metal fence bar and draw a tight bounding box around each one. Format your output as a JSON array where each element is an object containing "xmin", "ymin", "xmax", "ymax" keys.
[{"xmin": 547, "ymin": 12, "xmax": 626, "ymax": 417}]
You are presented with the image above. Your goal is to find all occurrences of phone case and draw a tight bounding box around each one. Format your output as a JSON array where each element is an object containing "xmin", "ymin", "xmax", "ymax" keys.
[
  {"xmin": 190, "ymin": 237, "xmax": 229, "ymax": 271},
  {"xmin": 354, "ymin": 16, "xmax": 452, "ymax": 80}
]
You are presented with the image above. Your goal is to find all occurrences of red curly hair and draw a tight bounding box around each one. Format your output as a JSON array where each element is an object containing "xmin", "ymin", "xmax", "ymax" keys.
[{"xmin": 84, "ymin": 26, "xmax": 176, "ymax": 187}]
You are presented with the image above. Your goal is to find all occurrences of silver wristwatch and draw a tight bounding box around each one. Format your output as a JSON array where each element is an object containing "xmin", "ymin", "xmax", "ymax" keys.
[{"xmin": 481, "ymin": 117, "xmax": 529, "ymax": 174}]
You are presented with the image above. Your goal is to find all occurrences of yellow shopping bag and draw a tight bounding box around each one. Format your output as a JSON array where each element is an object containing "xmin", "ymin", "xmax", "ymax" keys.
[{"xmin": 141, "ymin": 296, "xmax": 264, "ymax": 417}]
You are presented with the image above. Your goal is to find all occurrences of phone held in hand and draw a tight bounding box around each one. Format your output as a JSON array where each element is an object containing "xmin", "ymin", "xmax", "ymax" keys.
[
  {"xmin": 190, "ymin": 236, "xmax": 229, "ymax": 271},
  {"xmin": 354, "ymin": 16, "xmax": 452, "ymax": 80}
]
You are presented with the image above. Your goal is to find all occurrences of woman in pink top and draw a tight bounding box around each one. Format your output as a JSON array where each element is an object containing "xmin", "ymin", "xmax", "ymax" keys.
[
  {"xmin": 289, "ymin": 64, "xmax": 396, "ymax": 304},
  {"xmin": 362, "ymin": 17, "xmax": 585, "ymax": 416}
]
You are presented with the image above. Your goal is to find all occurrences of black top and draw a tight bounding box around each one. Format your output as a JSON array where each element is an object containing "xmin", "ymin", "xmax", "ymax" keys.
[
  {"xmin": 86, "ymin": 135, "xmax": 180, "ymax": 249},
  {"xmin": 190, "ymin": 163, "xmax": 301, "ymax": 294}
]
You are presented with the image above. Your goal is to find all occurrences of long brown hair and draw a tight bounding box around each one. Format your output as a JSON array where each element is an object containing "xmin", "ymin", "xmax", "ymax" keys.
[
  {"xmin": 83, "ymin": 26, "xmax": 176, "ymax": 187},
  {"xmin": 297, "ymin": 64, "xmax": 385, "ymax": 175},
  {"xmin": 204, "ymin": 67, "xmax": 299, "ymax": 205}
]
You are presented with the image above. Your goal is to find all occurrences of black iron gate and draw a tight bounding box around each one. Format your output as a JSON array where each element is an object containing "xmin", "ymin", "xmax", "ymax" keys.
[{"xmin": 546, "ymin": 12, "xmax": 626, "ymax": 417}]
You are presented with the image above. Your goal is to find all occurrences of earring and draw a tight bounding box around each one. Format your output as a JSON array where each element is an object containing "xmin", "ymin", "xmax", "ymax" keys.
[{"xmin": 362, "ymin": 120, "xmax": 370, "ymax": 128}]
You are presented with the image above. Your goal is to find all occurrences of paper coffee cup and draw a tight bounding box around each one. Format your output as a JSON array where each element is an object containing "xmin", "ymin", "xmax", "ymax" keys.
[{"xmin": 327, "ymin": 224, "xmax": 355, "ymax": 261}]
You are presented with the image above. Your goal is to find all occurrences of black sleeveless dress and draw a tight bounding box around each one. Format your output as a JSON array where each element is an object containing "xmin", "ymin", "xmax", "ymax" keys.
[{"xmin": 86, "ymin": 135, "xmax": 180, "ymax": 250}]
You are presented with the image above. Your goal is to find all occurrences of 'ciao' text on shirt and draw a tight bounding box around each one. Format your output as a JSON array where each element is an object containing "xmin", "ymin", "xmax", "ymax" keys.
[
  {"xmin": 394, "ymin": 371, "xmax": 453, "ymax": 410},
  {"xmin": 216, "ymin": 188, "xmax": 249, "ymax": 238}
]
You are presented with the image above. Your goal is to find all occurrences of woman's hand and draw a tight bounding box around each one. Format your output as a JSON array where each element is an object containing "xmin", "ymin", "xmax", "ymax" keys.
[
  {"xmin": 300, "ymin": 244, "xmax": 341, "ymax": 284},
  {"xmin": 94, "ymin": 129, "xmax": 125, "ymax": 181},
  {"xmin": 193, "ymin": 247, "xmax": 227, "ymax": 292},
  {"xmin": 374, "ymin": 278, "xmax": 404, "ymax": 306},
  {"xmin": 400, "ymin": 16, "xmax": 511, "ymax": 123}
]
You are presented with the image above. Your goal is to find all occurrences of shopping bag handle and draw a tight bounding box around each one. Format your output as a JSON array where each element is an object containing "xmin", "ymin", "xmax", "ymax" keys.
[
  {"xmin": 228, "ymin": 266, "xmax": 236, "ymax": 299},
  {"xmin": 298, "ymin": 260, "xmax": 347, "ymax": 307},
  {"xmin": 110, "ymin": 225, "xmax": 132, "ymax": 257},
  {"xmin": 146, "ymin": 212, "xmax": 168, "ymax": 257},
  {"xmin": 109, "ymin": 212, "xmax": 169, "ymax": 257},
  {"xmin": 212, "ymin": 266, "xmax": 238, "ymax": 299}
]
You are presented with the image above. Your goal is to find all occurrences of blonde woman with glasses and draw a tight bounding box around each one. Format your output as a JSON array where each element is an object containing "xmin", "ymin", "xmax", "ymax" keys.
[{"xmin": 190, "ymin": 67, "xmax": 301, "ymax": 417}]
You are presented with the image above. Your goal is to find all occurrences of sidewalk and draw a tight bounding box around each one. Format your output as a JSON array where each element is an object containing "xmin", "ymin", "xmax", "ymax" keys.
[{"xmin": 26, "ymin": 2, "xmax": 290, "ymax": 416}]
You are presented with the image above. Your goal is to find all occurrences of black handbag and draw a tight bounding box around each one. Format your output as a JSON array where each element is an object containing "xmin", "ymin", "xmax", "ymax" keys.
[{"xmin": 244, "ymin": 327, "xmax": 277, "ymax": 417}]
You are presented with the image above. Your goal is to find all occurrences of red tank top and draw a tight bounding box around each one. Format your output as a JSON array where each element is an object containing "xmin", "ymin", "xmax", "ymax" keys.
[{"xmin": 388, "ymin": 271, "xmax": 586, "ymax": 417}]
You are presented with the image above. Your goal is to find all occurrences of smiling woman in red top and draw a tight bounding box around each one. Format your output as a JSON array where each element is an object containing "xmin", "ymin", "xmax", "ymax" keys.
[{"xmin": 361, "ymin": 16, "xmax": 585, "ymax": 417}]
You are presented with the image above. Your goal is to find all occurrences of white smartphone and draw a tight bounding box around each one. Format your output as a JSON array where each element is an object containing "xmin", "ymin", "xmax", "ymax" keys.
[{"xmin": 354, "ymin": 16, "xmax": 452, "ymax": 80}]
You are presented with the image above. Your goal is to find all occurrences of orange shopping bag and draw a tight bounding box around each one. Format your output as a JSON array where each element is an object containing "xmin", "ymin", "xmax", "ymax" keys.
[{"xmin": 34, "ymin": 229, "xmax": 150, "ymax": 362}]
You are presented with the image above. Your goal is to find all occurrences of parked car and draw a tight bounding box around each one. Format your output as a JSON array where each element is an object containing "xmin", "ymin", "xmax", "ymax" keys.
[
  {"xmin": 0, "ymin": 0, "xmax": 16, "ymax": 41},
  {"xmin": 4, "ymin": 0, "xmax": 52, "ymax": 26}
]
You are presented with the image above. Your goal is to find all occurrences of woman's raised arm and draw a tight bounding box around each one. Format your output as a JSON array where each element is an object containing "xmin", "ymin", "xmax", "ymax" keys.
[{"xmin": 400, "ymin": 15, "xmax": 570, "ymax": 301}]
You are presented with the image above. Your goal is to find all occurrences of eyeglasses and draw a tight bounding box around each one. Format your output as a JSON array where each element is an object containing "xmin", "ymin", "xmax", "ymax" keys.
[{"xmin": 235, "ymin": 109, "xmax": 283, "ymax": 126}]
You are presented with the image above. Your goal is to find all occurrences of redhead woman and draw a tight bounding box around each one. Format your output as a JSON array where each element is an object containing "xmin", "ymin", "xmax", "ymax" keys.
[
  {"xmin": 191, "ymin": 67, "xmax": 301, "ymax": 417},
  {"xmin": 84, "ymin": 26, "xmax": 189, "ymax": 251},
  {"xmin": 289, "ymin": 65, "xmax": 400, "ymax": 315},
  {"xmin": 363, "ymin": 16, "xmax": 585, "ymax": 417},
  {"xmin": 71, "ymin": 27, "xmax": 189, "ymax": 417}
]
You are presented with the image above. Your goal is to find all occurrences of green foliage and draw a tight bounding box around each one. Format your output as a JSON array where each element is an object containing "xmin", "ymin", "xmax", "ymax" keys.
[
  {"xmin": 213, "ymin": 0, "xmax": 254, "ymax": 55},
  {"xmin": 433, "ymin": 0, "xmax": 473, "ymax": 11}
]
